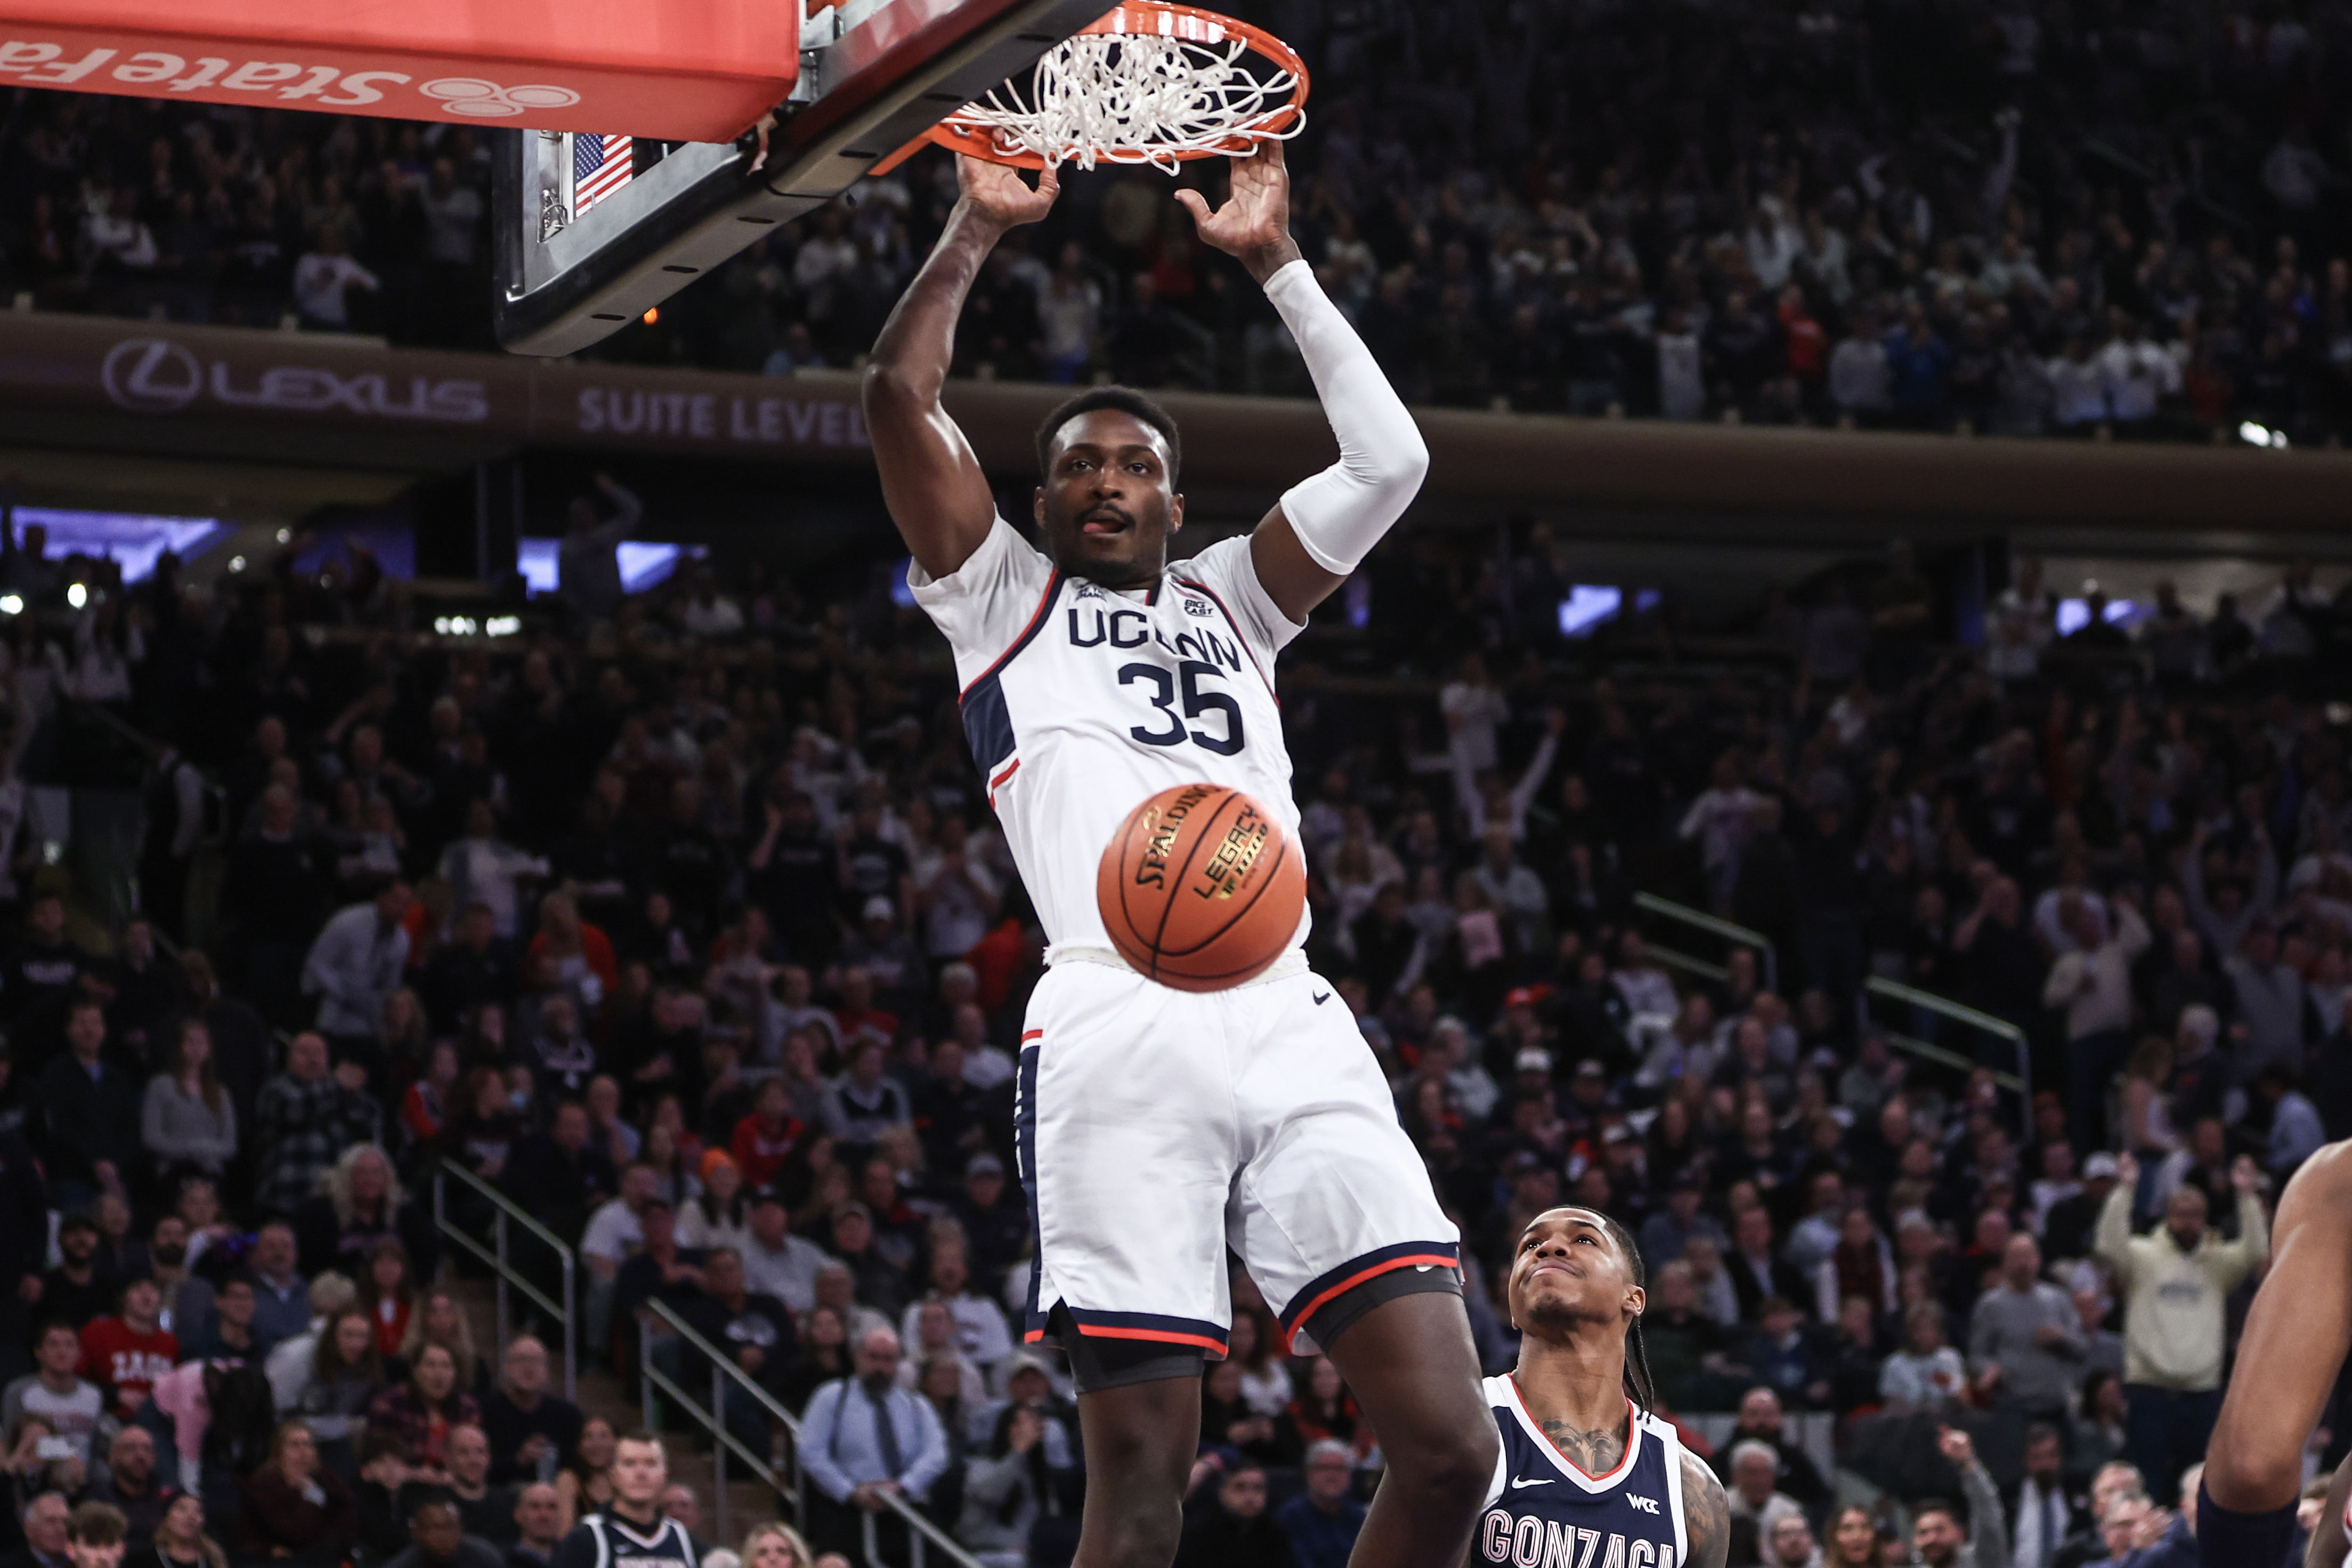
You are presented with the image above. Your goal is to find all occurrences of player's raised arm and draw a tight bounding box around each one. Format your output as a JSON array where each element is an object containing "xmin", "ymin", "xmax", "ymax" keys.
[
  {"xmin": 1178, "ymin": 141, "xmax": 1429, "ymax": 624},
  {"xmin": 861, "ymin": 158, "xmax": 1059, "ymax": 580}
]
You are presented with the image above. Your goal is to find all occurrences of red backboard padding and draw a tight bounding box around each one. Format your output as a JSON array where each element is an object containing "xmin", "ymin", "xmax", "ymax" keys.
[{"xmin": 0, "ymin": 0, "xmax": 797, "ymax": 142}]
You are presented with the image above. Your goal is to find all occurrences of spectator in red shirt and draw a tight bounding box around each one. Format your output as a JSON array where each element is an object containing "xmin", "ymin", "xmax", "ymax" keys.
[
  {"xmin": 78, "ymin": 1279, "xmax": 177, "ymax": 1419},
  {"xmin": 731, "ymin": 1079, "xmax": 801, "ymax": 1190},
  {"xmin": 525, "ymin": 895, "xmax": 618, "ymax": 1017}
]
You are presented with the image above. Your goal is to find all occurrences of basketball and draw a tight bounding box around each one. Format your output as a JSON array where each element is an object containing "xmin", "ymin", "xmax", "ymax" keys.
[{"xmin": 1096, "ymin": 782, "xmax": 1306, "ymax": 992}]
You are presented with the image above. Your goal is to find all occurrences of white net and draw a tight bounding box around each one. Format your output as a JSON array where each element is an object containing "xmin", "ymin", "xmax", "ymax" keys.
[{"xmin": 938, "ymin": 7, "xmax": 1304, "ymax": 173}]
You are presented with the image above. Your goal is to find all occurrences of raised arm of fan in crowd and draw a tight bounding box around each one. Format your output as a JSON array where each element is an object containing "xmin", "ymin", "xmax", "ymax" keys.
[
  {"xmin": 862, "ymin": 157, "xmax": 1063, "ymax": 583},
  {"xmin": 1177, "ymin": 141, "xmax": 1430, "ymax": 624}
]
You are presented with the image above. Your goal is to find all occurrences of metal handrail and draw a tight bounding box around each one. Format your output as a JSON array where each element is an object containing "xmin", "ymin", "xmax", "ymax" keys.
[
  {"xmin": 1861, "ymin": 976, "xmax": 2033, "ymax": 1141},
  {"xmin": 639, "ymin": 1298, "xmax": 981, "ymax": 1568},
  {"xmin": 1633, "ymin": 891, "xmax": 1779, "ymax": 992},
  {"xmin": 432, "ymin": 1160, "xmax": 577, "ymax": 1400}
]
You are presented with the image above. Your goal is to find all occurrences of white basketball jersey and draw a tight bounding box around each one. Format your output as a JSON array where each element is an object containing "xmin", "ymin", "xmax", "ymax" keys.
[{"xmin": 910, "ymin": 516, "xmax": 1309, "ymax": 956}]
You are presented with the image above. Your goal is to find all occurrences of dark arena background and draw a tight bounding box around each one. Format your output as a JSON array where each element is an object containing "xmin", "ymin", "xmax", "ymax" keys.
[{"xmin": 0, "ymin": 1, "xmax": 2347, "ymax": 1565}]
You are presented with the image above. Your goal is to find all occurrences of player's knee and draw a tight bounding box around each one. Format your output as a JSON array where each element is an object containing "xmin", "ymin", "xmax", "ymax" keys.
[
  {"xmin": 1088, "ymin": 1488, "xmax": 1185, "ymax": 1568},
  {"xmin": 1393, "ymin": 1415, "xmax": 1501, "ymax": 1510}
]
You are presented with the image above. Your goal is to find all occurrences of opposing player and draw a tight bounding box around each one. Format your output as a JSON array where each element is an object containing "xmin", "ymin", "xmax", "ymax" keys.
[
  {"xmin": 1479, "ymin": 1207, "xmax": 1730, "ymax": 1568},
  {"xmin": 862, "ymin": 142, "xmax": 1496, "ymax": 1568},
  {"xmin": 2201, "ymin": 1140, "xmax": 2352, "ymax": 1565},
  {"xmin": 548, "ymin": 1430, "xmax": 698, "ymax": 1568}
]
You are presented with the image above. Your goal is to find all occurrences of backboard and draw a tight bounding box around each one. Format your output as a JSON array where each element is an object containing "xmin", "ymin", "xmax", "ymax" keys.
[{"xmin": 493, "ymin": 0, "xmax": 1116, "ymax": 357}]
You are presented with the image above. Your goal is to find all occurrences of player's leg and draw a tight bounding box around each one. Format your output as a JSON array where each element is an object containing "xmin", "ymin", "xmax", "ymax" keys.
[
  {"xmin": 1025, "ymin": 964, "xmax": 1236, "ymax": 1568},
  {"xmin": 2202, "ymin": 1142, "xmax": 2352, "ymax": 1555},
  {"xmin": 1069, "ymin": 1372, "xmax": 1204, "ymax": 1568},
  {"xmin": 1322, "ymin": 1288, "xmax": 1499, "ymax": 1568},
  {"xmin": 1228, "ymin": 969, "xmax": 1501, "ymax": 1568}
]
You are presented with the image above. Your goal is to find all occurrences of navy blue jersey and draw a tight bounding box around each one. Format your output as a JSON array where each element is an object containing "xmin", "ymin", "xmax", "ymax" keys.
[{"xmin": 1476, "ymin": 1375, "xmax": 1689, "ymax": 1568}]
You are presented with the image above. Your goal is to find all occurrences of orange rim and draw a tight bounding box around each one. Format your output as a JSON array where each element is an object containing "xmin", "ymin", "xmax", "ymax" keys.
[{"xmin": 874, "ymin": 0, "xmax": 1307, "ymax": 173}]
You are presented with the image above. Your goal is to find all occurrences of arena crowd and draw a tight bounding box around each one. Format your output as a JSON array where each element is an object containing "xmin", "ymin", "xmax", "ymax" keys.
[
  {"xmin": 0, "ymin": 482, "xmax": 2333, "ymax": 1568},
  {"xmin": 9, "ymin": 1, "xmax": 2352, "ymax": 443}
]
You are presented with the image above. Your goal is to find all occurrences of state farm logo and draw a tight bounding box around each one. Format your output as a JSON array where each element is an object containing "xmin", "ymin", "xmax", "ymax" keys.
[
  {"xmin": 101, "ymin": 337, "xmax": 490, "ymax": 424},
  {"xmin": 421, "ymin": 79, "xmax": 582, "ymax": 118},
  {"xmin": 101, "ymin": 338, "xmax": 201, "ymax": 412}
]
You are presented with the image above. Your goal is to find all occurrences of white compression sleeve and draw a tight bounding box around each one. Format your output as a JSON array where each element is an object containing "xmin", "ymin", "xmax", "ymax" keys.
[{"xmin": 1264, "ymin": 258, "xmax": 1430, "ymax": 575}]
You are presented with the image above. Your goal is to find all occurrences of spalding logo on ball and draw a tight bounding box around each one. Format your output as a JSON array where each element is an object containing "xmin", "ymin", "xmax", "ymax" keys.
[{"xmin": 1097, "ymin": 782, "xmax": 1307, "ymax": 992}]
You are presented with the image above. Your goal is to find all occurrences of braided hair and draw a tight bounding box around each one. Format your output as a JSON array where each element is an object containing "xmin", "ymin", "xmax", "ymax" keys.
[{"xmin": 1592, "ymin": 1210, "xmax": 1659, "ymax": 1414}]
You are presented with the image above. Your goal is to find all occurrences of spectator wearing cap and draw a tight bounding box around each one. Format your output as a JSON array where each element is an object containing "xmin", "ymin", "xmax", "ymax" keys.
[
  {"xmin": 839, "ymin": 898, "xmax": 920, "ymax": 1013},
  {"xmin": 656, "ymin": 1246, "xmax": 794, "ymax": 1460},
  {"xmin": 39, "ymin": 1215, "xmax": 115, "ymax": 1333},
  {"xmin": 2044, "ymin": 1153, "xmax": 2120, "ymax": 1263},
  {"xmin": 947, "ymin": 1155, "xmax": 1025, "ymax": 1297},
  {"xmin": 1275, "ymin": 1439, "xmax": 1367, "ymax": 1568}
]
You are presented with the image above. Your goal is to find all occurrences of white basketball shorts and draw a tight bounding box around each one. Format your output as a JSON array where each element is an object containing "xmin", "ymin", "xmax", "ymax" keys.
[{"xmin": 1013, "ymin": 950, "xmax": 1459, "ymax": 1359}]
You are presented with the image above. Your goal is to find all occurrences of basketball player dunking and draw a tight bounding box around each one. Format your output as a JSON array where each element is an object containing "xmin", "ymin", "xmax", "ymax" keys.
[
  {"xmin": 864, "ymin": 144, "xmax": 1497, "ymax": 1568},
  {"xmin": 1481, "ymin": 1208, "xmax": 1730, "ymax": 1568},
  {"xmin": 2199, "ymin": 1140, "xmax": 2352, "ymax": 1566}
]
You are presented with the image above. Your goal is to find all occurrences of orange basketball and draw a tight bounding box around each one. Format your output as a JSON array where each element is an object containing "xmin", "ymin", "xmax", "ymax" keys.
[{"xmin": 1096, "ymin": 782, "xmax": 1307, "ymax": 992}]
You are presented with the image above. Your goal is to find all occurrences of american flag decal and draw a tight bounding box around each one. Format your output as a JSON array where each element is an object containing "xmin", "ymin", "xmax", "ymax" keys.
[{"xmin": 573, "ymin": 133, "xmax": 634, "ymax": 215}]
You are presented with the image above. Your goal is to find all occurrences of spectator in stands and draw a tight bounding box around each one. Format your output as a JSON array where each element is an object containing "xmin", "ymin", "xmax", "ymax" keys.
[
  {"xmin": 2010, "ymin": 1423, "xmax": 2086, "ymax": 1568},
  {"xmin": 301, "ymin": 882, "xmax": 412, "ymax": 1059},
  {"xmin": 367, "ymin": 1344, "xmax": 479, "ymax": 1473},
  {"xmin": 2098, "ymin": 1152, "xmax": 2268, "ymax": 1495},
  {"xmin": 1968, "ymin": 1235, "xmax": 2082, "ymax": 1422},
  {"xmin": 1174, "ymin": 1459, "xmax": 1289, "ymax": 1568},
  {"xmin": 444, "ymin": 1426, "xmax": 514, "ymax": 1547},
  {"xmin": 383, "ymin": 1496, "xmax": 503, "ymax": 1568},
  {"xmin": 506, "ymin": 1484, "xmax": 564, "ymax": 1568},
  {"xmin": 0, "ymin": 1325, "xmax": 102, "ymax": 1470},
  {"xmin": 38, "ymin": 1218, "xmax": 112, "ymax": 1336},
  {"xmin": 39, "ymin": 1001, "xmax": 139, "ymax": 1210},
  {"xmin": 1911, "ymin": 1429, "xmax": 2008, "ymax": 1568},
  {"xmin": 248, "ymin": 1223, "xmax": 315, "ymax": 1347},
  {"xmin": 252, "ymin": 1034, "xmax": 380, "ymax": 1219},
  {"xmin": 234, "ymin": 1421, "xmax": 357, "ymax": 1563},
  {"xmin": 6, "ymin": 1491, "xmax": 72, "ymax": 1568},
  {"xmin": 1275, "ymin": 1439, "xmax": 1366, "ymax": 1568},
  {"xmin": 277, "ymin": 1305, "xmax": 379, "ymax": 1475},
  {"xmin": 659, "ymin": 1247, "xmax": 794, "ymax": 1460},
  {"xmin": 294, "ymin": 1144, "xmax": 434, "ymax": 1283},
  {"xmin": 954, "ymin": 1402, "xmax": 1069, "ymax": 1564},
  {"xmin": 81, "ymin": 1429, "xmax": 163, "ymax": 1551},
  {"xmin": 739, "ymin": 1193, "xmax": 828, "ymax": 1318},
  {"xmin": 481, "ymin": 1337, "xmax": 582, "ymax": 1488},
  {"xmin": 177, "ymin": 1272, "xmax": 264, "ymax": 1361},
  {"xmin": 262, "ymin": 1274, "xmax": 360, "ymax": 1415},
  {"xmin": 580, "ymin": 1164, "xmax": 659, "ymax": 1363},
  {"xmin": 77, "ymin": 1279, "xmax": 175, "ymax": 1420},
  {"xmin": 1880, "ymin": 1303, "xmax": 1970, "ymax": 1413},
  {"xmin": 1727, "ymin": 1439, "xmax": 1806, "ymax": 1541},
  {"xmin": 131, "ymin": 1491, "xmax": 225, "ymax": 1568},
  {"xmin": 137, "ymin": 1021, "xmax": 237, "ymax": 1188},
  {"xmin": 797, "ymin": 1326, "xmax": 947, "ymax": 1562},
  {"xmin": 1712, "ymin": 1389, "xmax": 1829, "ymax": 1510}
]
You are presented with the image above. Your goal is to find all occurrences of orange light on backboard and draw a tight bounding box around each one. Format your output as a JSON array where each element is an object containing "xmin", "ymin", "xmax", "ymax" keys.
[{"xmin": 0, "ymin": 0, "xmax": 797, "ymax": 142}]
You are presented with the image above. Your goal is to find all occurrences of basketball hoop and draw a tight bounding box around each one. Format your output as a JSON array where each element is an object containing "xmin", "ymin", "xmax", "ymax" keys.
[{"xmin": 891, "ymin": 0, "xmax": 1308, "ymax": 174}]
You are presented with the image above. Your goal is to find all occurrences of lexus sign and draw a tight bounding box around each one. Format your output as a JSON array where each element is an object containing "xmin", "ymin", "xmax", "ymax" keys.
[{"xmin": 99, "ymin": 335, "xmax": 490, "ymax": 423}]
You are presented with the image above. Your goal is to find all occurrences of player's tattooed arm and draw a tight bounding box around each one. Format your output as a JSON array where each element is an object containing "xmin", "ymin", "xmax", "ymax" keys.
[
  {"xmin": 1681, "ymin": 1448, "xmax": 1732, "ymax": 1568},
  {"xmin": 1538, "ymin": 1418, "xmax": 1627, "ymax": 1475}
]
